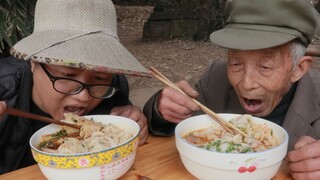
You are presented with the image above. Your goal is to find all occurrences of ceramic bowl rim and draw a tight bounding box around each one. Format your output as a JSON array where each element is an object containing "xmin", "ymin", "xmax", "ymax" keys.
[
  {"xmin": 175, "ymin": 113, "xmax": 289, "ymax": 155},
  {"xmin": 30, "ymin": 114, "xmax": 140, "ymax": 157}
]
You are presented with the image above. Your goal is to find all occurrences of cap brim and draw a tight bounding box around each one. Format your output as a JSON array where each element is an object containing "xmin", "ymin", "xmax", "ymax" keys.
[
  {"xmin": 11, "ymin": 30, "xmax": 150, "ymax": 77},
  {"xmin": 210, "ymin": 28, "xmax": 297, "ymax": 50}
]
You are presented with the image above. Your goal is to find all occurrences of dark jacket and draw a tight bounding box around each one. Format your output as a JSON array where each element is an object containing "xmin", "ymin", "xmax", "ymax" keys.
[
  {"xmin": 0, "ymin": 57, "xmax": 131, "ymax": 174},
  {"xmin": 144, "ymin": 61, "xmax": 320, "ymax": 150}
]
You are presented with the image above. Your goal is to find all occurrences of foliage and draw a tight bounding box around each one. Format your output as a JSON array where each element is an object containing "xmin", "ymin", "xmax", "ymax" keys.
[{"xmin": 0, "ymin": 0, "xmax": 37, "ymax": 56}]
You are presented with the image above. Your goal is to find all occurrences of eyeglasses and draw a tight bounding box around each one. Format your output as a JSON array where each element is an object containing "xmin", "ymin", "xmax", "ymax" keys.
[{"xmin": 40, "ymin": 64, "xmax": 119, "ymax": 99}]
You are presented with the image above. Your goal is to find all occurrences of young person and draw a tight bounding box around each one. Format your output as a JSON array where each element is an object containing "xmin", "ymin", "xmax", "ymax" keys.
[{"xmin": 0, "ymin": 0, "xmax": 148, "ymax": 174}]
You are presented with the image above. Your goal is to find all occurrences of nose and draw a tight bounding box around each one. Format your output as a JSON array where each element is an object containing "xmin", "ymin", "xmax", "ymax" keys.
[
  {"xmin": 242, "ymin": 69, "xmax": 259, "ymax": 90},
  {"xmin": 72, "ymin": 88, "xmax": 91, "ymax": 102}
]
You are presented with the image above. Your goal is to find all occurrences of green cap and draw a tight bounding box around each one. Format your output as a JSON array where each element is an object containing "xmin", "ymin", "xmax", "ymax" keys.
[{"xmin": 210, "ymin": 0, "xmax": 320, "ymax": 50}]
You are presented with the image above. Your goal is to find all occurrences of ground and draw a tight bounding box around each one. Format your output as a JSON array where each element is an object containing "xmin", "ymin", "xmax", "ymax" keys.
[
  {"xmin": 116, "ymin": 5, "xmax": 226, "ymax": 109},
  {"xmin": 115, "ymin": 5, "xmax": 320, "ymax": 109}
]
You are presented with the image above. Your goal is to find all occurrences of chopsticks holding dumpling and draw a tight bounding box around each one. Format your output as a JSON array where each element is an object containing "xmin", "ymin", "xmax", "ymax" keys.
[{"xmin": 6, "ymin": 107, "xmax": 81, "ymax": 129}]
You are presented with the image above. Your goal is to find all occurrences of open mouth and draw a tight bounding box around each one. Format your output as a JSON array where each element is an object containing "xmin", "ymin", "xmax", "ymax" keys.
[
  {"xmin": 64, "ymin": 106, "xmax": 85, "ymax": 116},
  {"xmin": 242, "ymin": 98, "xmax": 263, "ymax": 113}
]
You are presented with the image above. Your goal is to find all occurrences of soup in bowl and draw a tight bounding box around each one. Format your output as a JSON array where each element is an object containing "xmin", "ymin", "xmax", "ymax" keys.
[
  {"xmin": 175, "ymin": 114, "xmax": 288, "ymax": 180},
  {"xmin": 30, "ymin": 115, "xmax": 140, "ymax": 180}
]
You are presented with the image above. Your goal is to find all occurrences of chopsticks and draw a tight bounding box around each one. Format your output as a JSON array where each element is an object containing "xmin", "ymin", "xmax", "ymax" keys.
[
  {"xmin": 6, "ymin": 107, "xmax": 81, "ymax": 129},
  {"xmin": 149, "ymin": 66, "xmax": 246, "ymax": 137}
]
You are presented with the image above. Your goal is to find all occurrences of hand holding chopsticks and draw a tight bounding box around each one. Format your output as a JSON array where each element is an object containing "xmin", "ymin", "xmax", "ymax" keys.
[
  {"xmin": 149, "ymin": 66, "xmax": 246, "ymax": 136},
  {"xmin": 5, "ymin": 107, "xmax": 81, "ymax": 129}
]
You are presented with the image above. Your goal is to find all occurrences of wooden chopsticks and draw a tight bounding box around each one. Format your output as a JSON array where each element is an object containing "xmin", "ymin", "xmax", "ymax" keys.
[
  {"xmin": 6, "ymin": 107, "xmax": 81, "ymax": 129},
  {"xmin": 149, "ymin": 66, "xmax": 246, "ymax": 137}
]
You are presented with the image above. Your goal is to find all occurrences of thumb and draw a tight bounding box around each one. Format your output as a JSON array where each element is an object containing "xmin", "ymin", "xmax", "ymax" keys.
[
  {"xmin": 0, "ymin": 101, "xmax": 7, "ymax": 118},
  {"xmin": 294, "ymin": 136, "xmax": 316, "ymax": 149},
  {"xmin": 0, "ymin": 101, "xmax": 6, "ymax": 108},
  {"xmin": 177, "ymin": 80, "xmax": 198, "ymax": 98},
  {"xmin": 110, "ymin": 107, "xmax": 121, "ymax": 115}
]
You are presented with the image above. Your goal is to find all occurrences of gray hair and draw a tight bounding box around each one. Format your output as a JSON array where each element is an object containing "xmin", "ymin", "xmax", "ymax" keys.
[{"xmin": 289, "ymin": 40, "xmax": 306, "ymax": 70}]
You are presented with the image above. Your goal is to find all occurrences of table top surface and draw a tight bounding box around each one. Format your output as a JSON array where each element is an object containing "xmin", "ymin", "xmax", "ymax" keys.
[{"xmin": 0, "ymin": 135, "xmax": 293, "ymax": 180}]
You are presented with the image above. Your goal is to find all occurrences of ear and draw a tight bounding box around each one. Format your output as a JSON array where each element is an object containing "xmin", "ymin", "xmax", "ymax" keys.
[
  {"xmin": 290, "ymin": 56, "xmax": 313, "ymax": 83},
  {"xmin": 30, "ymin": 61, "xmax": 36, "ymax": 73}
]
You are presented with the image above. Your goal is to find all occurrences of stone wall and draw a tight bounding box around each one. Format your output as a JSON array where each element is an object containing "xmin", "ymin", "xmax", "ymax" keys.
[
  {"xmin": 142, "ymin": 0, "xmax": 320, "ymax": 42},
  {"xmin": 112, "ymin": 0, "xmax": 157, "ymax": 5},
  {"xmin": 143, "ymin": 0, "xmax": 226, "ymax": 41}
]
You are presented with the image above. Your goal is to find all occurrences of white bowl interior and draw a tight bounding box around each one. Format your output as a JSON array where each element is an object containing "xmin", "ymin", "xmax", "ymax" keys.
[{"xmin": 175, "ymin": 114, "xmax": 289, "ymax": 180}]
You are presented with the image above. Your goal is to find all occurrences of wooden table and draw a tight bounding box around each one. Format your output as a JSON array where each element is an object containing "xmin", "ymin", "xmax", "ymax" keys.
[{"xmin": 0, "ymin": 135, "xmax": 293, "ymax": 180}]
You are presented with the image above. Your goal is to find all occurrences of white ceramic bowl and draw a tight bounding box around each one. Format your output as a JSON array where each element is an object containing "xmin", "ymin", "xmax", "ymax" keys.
[
  {"xmin": 175, "ymin": 114, "xmax": 288, "ymax": 180},
  {"xmin": 30, "ymin": 115, "xmax": 140, "ymax": 180}
]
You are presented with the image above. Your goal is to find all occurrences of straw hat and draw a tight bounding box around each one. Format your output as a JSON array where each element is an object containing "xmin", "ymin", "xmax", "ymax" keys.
[
  {"xmin": 10, "ymin": 0, "xmax": 149, "ymax": 77},
  {"xmin": 210, "ymin": 0, "xmax": 320, "ymax": 50}
]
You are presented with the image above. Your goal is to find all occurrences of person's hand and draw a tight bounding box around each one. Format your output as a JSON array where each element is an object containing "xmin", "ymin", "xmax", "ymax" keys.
[
  {"xmin": 110, "ymin": 105, "xmax": 148, "ymax": 145},
  {"xmin": 157, "ymin": 80, "xmax": 199, "ymax": 123},
  {"xmin": 0, "ymin": 101, "xmax": 7, "ymax": 120},
  {"xmin": 286, "ymin": 136, "xmax": 320, "ymax": 179}
]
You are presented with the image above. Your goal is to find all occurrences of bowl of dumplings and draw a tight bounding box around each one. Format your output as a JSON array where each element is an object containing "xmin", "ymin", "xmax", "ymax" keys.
[
  {"xmin": 175, "ymin": 113, "xmax": 289, "ymax": 180},
  {"xmin": 29, "ymin": 113, "xmax": 140, "ymax": 180}
]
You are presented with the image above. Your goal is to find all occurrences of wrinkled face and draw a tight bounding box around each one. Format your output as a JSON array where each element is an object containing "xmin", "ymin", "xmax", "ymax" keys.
[
  {"xmin": 227, "ymin": 44, "xmax": 296, "ymax": 117},
  {"xmin": 31, "ymin": 62, "xmax": 113, "ymax": 120}
]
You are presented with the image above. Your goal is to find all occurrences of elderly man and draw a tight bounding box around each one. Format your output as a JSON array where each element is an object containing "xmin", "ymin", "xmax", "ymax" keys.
[{"xmin": 144, "ymin": 0, "xmax": 320, "ymax": 179}]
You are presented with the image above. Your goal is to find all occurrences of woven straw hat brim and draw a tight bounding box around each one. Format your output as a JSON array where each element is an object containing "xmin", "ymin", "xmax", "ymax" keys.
[{"xmin": 11, "ymin": 30, "xmax": 150, "ymax": 77}]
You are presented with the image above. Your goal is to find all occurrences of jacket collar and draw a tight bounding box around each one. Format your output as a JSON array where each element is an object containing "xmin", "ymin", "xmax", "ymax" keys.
[
  {"xmin": 282, "ymin": 70, "xmax": 320, "ymax": 149},
  {"xmin": 284, "ymin": 71, "xmax": 320, "ymax": 125}
]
